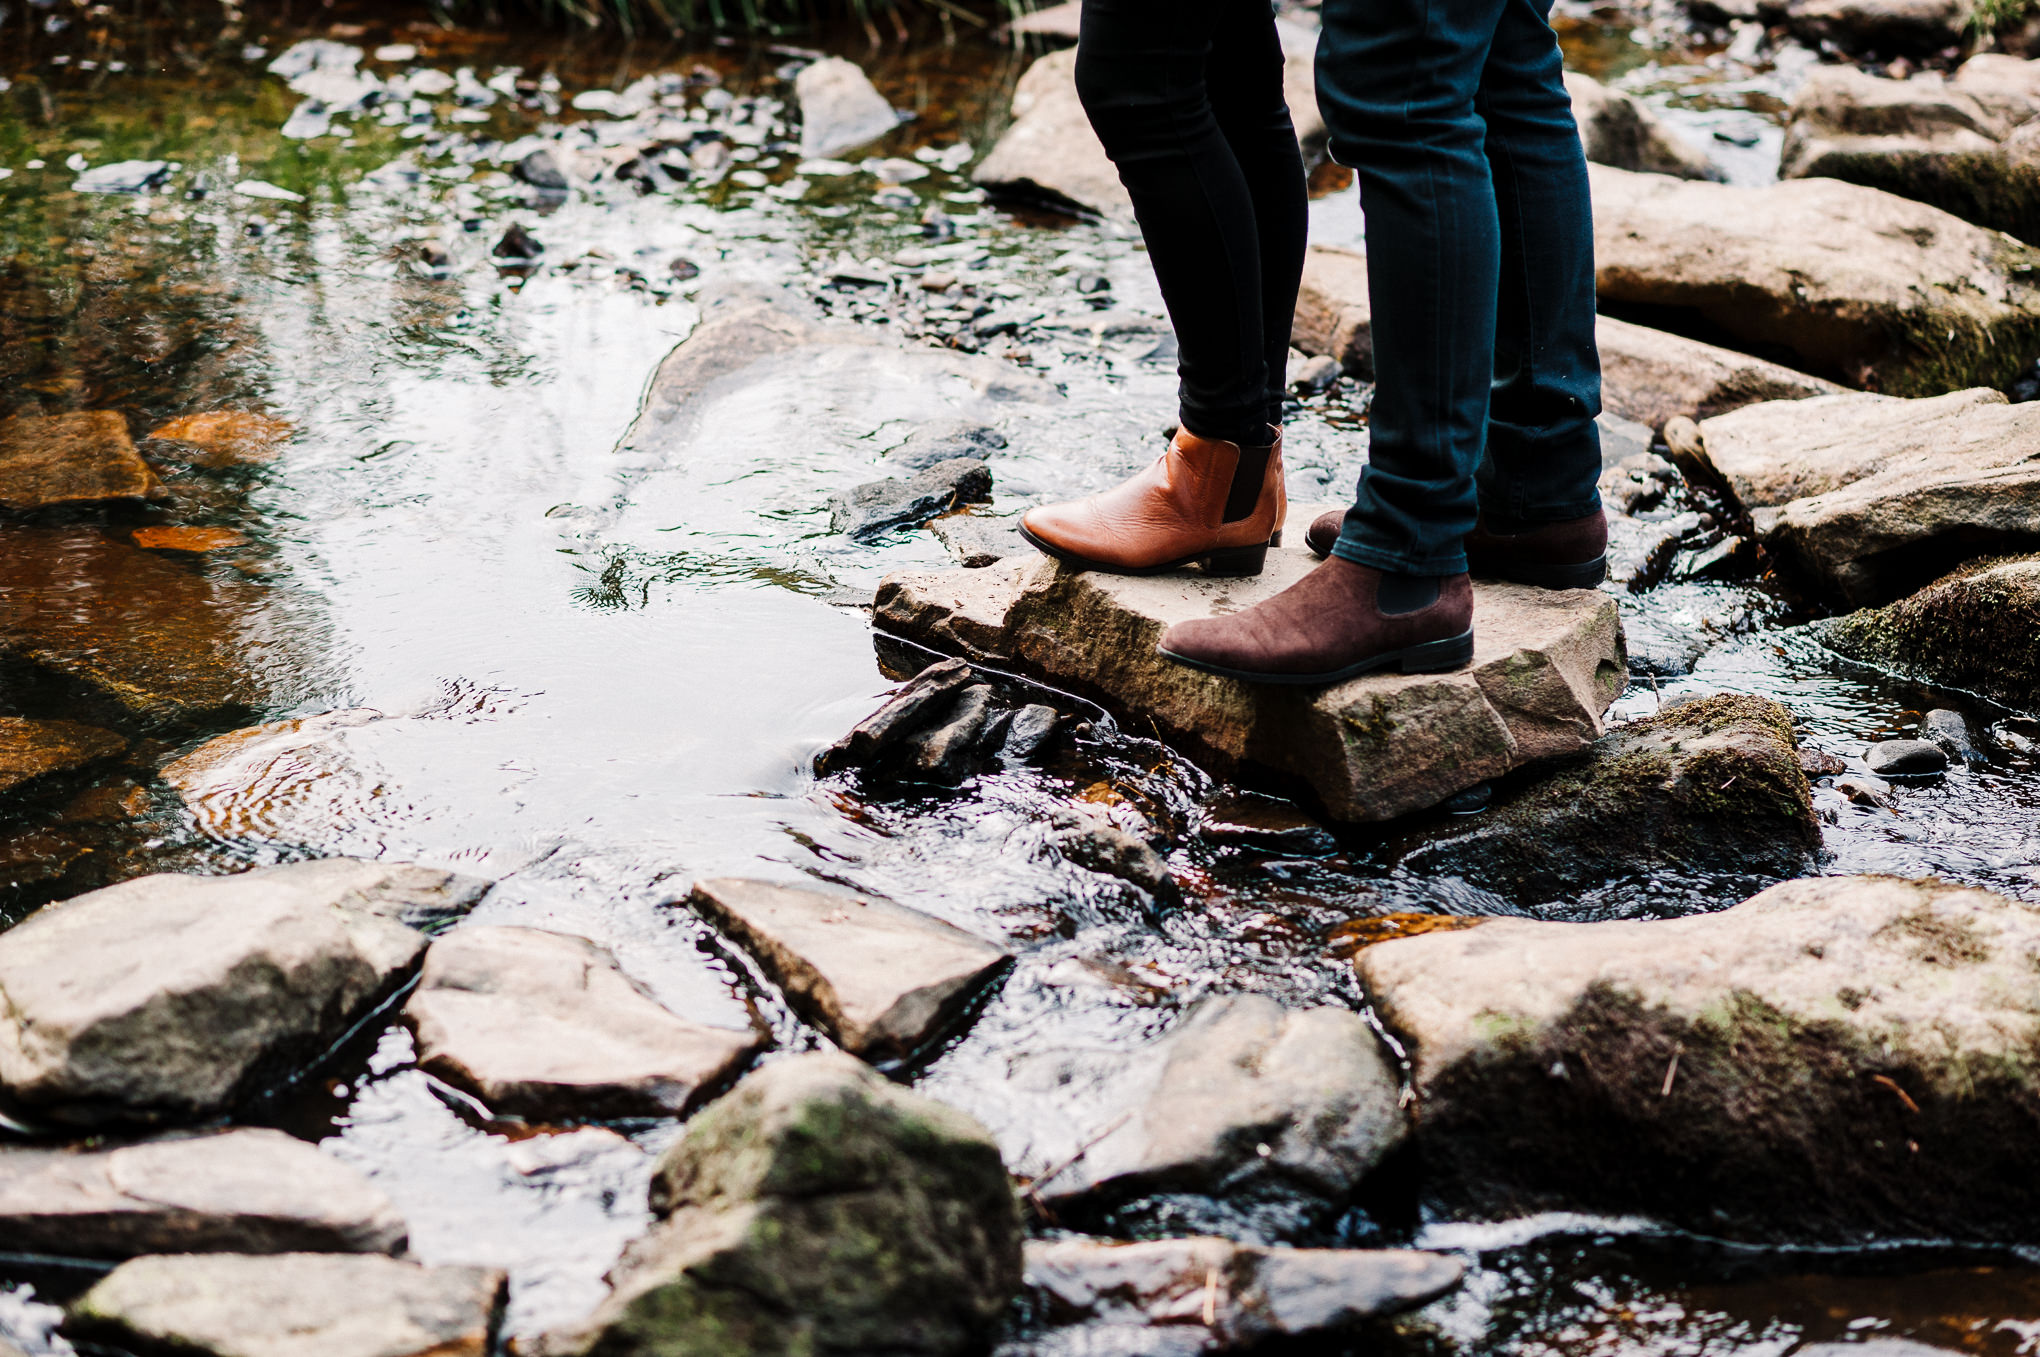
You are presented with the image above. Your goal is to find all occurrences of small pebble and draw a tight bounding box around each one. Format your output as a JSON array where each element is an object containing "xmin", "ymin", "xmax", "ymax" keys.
[
  {"xmin": 1074, "ymin": 272, "xmax": 1111, "ymax": 294},
  {"xmin": 1922, "ymin": 708, "xmax": 1981, "ymax": 766},
  {"xmin": 1864, "ymin": 739, "xmax": 1947, "ymax": 778},
  {"xmin": 668, "ymin": 257, "xmax": 700, "ymax": 280},
  {"xmin": 492, "ymin": 222, "xmax": 542, "ymax": 260},
  {"xmin": 1837, "ymin": 774, "xmax": 1893, "ymax": 809}
]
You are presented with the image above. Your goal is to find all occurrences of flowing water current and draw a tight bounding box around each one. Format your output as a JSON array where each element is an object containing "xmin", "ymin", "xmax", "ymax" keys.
[{"xmin": 4, "ymin": 3, "xmax": 2040, "ymax": 1352}]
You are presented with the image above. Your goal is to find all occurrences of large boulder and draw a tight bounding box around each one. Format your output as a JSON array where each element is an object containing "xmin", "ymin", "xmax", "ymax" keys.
[
  {"xmin": 1397, "ymin": 694, "xmax": 1820, "ymax": 903},
  {"xmin": 1022, "ymin": 994, "xmax": 1408, "ymax": 1212},
  {"xmin": 1671, "ymin": 387, "xmax": 2040, "ymax": 605},
  {"xmin": 874, "ymin": 538, "xmax": 1625, "ymax": 822},
  {"xmin": 794, "ymin": 57, "xmax": 898, "ymax": 160},
  {"xmin": 1681, "ymin": 0, "xmax": 1971, "ymax": 56},
  {"xmin": 1565, "ymin": 72, "xmax": 1722, "ymax": 181},
  {"xmin": 535, "ymin": 1052, "xmax": 1023, "ymax": 1357},
  {"xmin": 685, "ymin": 878, "xmax": 1011, "ymax": 1063},
  {"xmin": 1821, "ymin": 554, "xmax": 2040, "ymax": 707},
  {"xmin": 67, "ymin": 1253, "xmax": 506, "ymax": 1357},
  {"xmin": 973, "ymin": 29, "xmax": 1324, "ymax": 221},
  {"xmin": 1590, "ymin": 163, "xmax": 2040, "ymax": 395},
  {"xmin": 0, "ymin": 411, "xmax": 163, "ymax": 511},
  {"xmin": 1023, "ymin": 1236, "xmax": 1464, "ymax": 1354},
  {"xmin": 1290, "ymin": 249, "xmax": 1842, "ymax": 427},
  {"xmin": 0, "ymin": 1128, "xmax": 405, "ymax": 1259},
  {"xmin": 1356, "ymin": 875, "xmax": 2040, "ymax": 1240},
  {"xmin": 1781, "ymin": 58, "xmax": 2040, "ymax": 245},
  {"xmin": 404, "ymin": 926, "xmax": 764, "ymax": 1120},
  {"xmin": 0, "ymin": 859, "xmax": 487, "ymax": 1126},
  {"xmin": 0, "ymin": 718, "xmax": 124, "ymax": 800},
  {"xmin": 0, "ymin": 526, "xmax": 273, "ymax": 727}
]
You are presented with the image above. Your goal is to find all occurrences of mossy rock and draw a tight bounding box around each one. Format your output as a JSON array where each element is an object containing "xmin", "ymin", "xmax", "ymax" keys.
[{"xmin": 1822, "ymin": 554, "xmax": 2040, "ymax": 710}]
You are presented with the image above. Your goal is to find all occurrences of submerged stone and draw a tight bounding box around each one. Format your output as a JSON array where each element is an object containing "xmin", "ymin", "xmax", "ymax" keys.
[
  {"xmin": 814, "ymin": 658, "xmax": 974, "ymax": 775},
  {"xmin": 67, "ymin": 1253, "xmax": 505, "ymax": 1357},
  {"xmin": 1396, "ymin": 693, "xmax": 1820, "ymax": 902},
  {"xmin": 0, "ymin": 1128, "xmax": 405, "ymax": 1259},
  {"xmin": 535, "ymin": 1052, "xmax": 1022, "ymax": 1357},
  {"xmin": 1025, "ymin": 1236, "xmax": 1464, "ymax": 1352},
  {"xmin": 1821, "ymin": 556, "xmax": 2040, "ymax": 709},
  {"xmin": 0, "ymin": 859, "xmax": 487, "ymax": 1126},
  {"xmin": 1590, "ymin": 165, "xmax": 2040, "ymax": 395},
  {"xmin": 130, "ymin": 526, "xmax": 247, "ymax": 553},
  {"xmin": 71, "ymin": 161, "xmax": 171, "ymax": 194},
  {"xmin": 794, "ymin": 57, "xmax": 899, "ymax": 160},
  {"xmin": 1865, "ymin": 738, "xmax": 1950, "ymax": 777},
  {"xmin": 146, "ymin": 411, "xmax": 293, "ymax": 467},
  {"xmin": 828, "ymin": 457, "xmax": 992, "ymax": 540},
  {"xmin": 0, "ymin": 412, "xmax": 163, "ymax": 511},
  {"xmin": 874, "ymin": 537, "xmax": 1625, "ymax": 822},
  {"xmin": 406, "ymin": 926, "xmax": 765, "ymax": 1120},
  {"xmin": 1047, "ymin": 804, "xmax": 1178, "ymax": 900},
  {"xmin": 1356, "ymin": 875, "xmax": 2040, "ymax": 1240},
  {"xmin": 1676, "ymin": 389, "xmax": 2040, "ymax": 606},
  {"xmin": 0, "ymin": 718, "xmax": 125, "ymax": 799},
  {"xmin": 685, "ymin": 878, "xmax": 1010, "ymax": 1062}
]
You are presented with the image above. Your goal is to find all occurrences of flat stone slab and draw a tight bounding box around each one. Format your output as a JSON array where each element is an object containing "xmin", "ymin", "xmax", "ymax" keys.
[
  {"xmin": 1025, "ymin": 1237, "xmax": 1464, "ymax": 1352},
  {"xmin": 67, "ymin": 1253, "xmax": 506, "ymax": 1357},
  {"xmin": 1822, "ymin": 555, "xmax": 2040, "ymax": 709},
  {"xmin": 793, "ymin": 56, "xmax": 898, "ymax": 160},
  {"xmin": 146, "ymin": 411, "xmax": 292, "ymax": 467},
  {"xmin": 1679, "ymin": 387, "xmax": 2040, "ymax": 605},
  {"xmin": 1356, "ymin": 875, "xmax": 2040, "ymax": 1240},
  {"xmin": 0, "ymin": 412, "xmax": 163, "ymax": 511},
  {"xmin": 686, "ymin": 878, "xmax": 1011, "ymax": 1062},
  {"xmin": 0, "ymin": 718, "xmax": 125, "ymax": 798},
  {"xmin": 1591, "ymin": 163, "xmax": 2040, "ymax": 395},
  {"xmin": 874, "ymin": 538, "xmax": 1625, "ymax": 822},
  {"xmin": 0, "ymin": 859, "xmax": 487, "ymax": 1127},
  {"xmin": 405, "ymin": 925, "xmax": 764, "ymax": 1120},
  {"xmin": 0, "ymin": 1128, "xmax": 405, "ymax": 1259}
]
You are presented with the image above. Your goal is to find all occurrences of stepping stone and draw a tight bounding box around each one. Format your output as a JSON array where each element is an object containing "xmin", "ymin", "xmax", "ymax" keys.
[
  {"xmin": 874, "ymin": 534, "xmax": 1625, "ymax": 822},
  {"xmin": 1590, "ymin": 164, "xmax": 2040, "ymax": 396},
  {"xmin": 930, "ymin": 514, "xmax": 1028, "ymax": 568},
  {"xmin": 686, "ymin": 878, "xmax": 1011, "ymax": 1063},
  {"xmin": 405, "ymin": 926, "xmax": 765, "ymax": 1120},
  {"xmin": 0, "ymin": 859, "xmax": 487, "ymax": 1127},
  {"xmin": 535, "ymin": 1053, "xmax": 1020, "ymax": 1357},
  {"xmin": 1025, "ymin": 1236, "xmax": 1464, "ymax": 1349},
  {"xmin": 1022, "ymin": 994, "xmax": 1406, "ymax": 1211},
  {"xmin": 146, "ymin": 411, "xmax": 292, "ymax": 467},
  {"xmin": 794, "ymin": 57, "xmax": 899, "ymax": 160},
  {"xmin": 0, "ymin": 526, "xmax": 272, "ymax": 727},
  {"xmin": 1821, "ymin": 555, "xmax": 2040, "ymax": 708},
  {"xmin": 1396, "ymin": 693, "xmax": 1820, "ymax": 903},
  {"xmin": 1355, "ymin": 875, "xmax": 2040, "ymax": 1240},
  {"xmin": 0, "ymin": 412, "xmax": 163, "ymax": 511},
  {"xmin": 1670, "ymin": 387, "xmax": 2040, "ymax": 605},
  {"xmin": 0, "ymin": 718, "xmax": 124, "ymax": 798},
  {"xmin": 67, "ymin": 1253, "xmax": 506, "ymax": 1357},
  {"xmin": 0, "ymin": 1128, "xmax": 405, "ymax": 1259}
]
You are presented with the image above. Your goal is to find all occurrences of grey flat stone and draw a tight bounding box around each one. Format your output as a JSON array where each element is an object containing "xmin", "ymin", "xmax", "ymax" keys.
[
  {"xmin": 67, "ymin": 1253, "xmax": 505, "ymax": 1357},
  {"xmin": 1866, "ymin": 738, "xmax": 1949, "ymax": 777},
  {"xmin": 0, "ymin": 859, "xmax": 485, "ymax": 1126},
  {"xmin": 686, "ymin": 878, "xmax": 1010, "ymax": 1062},
  {"xmin": 930, "ymin": 514, "xmax": 1029, "ymax": 568},
  {"xmin": 406, "ymin": 926, "xmax": 764, "ymax": 1120},
  {"xmin": 794, "ymin": 57, "xmax": 898, "ymax": 160},
  {"xmin": 0, "ymin": 1128, "xmax": 405, "ymax": 1259},
  {"xmin": 829, "ymin": 457, "xmax": 992, "ymax": 540}
]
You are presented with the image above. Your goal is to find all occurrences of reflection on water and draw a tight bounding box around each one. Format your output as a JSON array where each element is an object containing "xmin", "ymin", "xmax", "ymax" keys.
[{"xmin": 4, "ymin": 2, "xmax": 2040, "ymax": 1353}]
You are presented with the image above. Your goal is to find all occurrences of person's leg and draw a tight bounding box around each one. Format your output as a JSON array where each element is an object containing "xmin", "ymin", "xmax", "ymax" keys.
[
  {"xmin": 1475, "ymin": 0, "xmax": 1604, "ymax": 531},
  {"xmin": 1205, "ymin": 1, "xmax": 1310, "ymax": 439},
  {"xmin": 1316, "ymin": 0, "xmax": 1507, "ymax": 579}
]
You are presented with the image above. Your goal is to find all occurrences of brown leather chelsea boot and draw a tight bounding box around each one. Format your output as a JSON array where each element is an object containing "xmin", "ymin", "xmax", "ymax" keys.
[
  {"xmin": 1157, "ymin": 556, "xmax": 1474, "ymax": 686},
  {"xmin": 1304, "ymin": 507, "xmax": 1607, "ymax": 590},
  {"xmin": 1019, "ymin": 427, "xmax": 1285, "ymax": 577}
]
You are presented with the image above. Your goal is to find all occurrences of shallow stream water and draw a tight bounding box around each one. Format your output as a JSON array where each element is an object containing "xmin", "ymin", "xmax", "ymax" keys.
[{"xmin": 4, "ymin": 2, "xmax": 2040, "ymax": 1352}]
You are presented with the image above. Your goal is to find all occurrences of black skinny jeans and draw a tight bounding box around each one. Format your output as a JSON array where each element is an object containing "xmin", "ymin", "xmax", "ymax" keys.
[{"xmin": 1075, "ymin": 0, "xmax": 1309, "ymax": 450}]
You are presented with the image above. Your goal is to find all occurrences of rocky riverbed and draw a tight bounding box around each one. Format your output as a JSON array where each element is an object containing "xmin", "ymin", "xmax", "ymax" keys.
[{"xmin": 5, "ymin": 1, "xmax": 2040, "ymax": 1355}]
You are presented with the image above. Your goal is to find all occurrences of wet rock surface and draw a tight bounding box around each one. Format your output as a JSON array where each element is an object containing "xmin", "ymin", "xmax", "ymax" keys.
[
  {"xmin": 816, "ymin": 657, "xmax": 1066, "ymax": 783},
  {"xmin": 1567, "ymin": 71, "xmax": 1722, "ymax": 180},
  {"xmin": 0, "ymin": 859, "xmax": 485, "ymax": 1126},
  {"xmin": 145, "ymin": 411, "xmax": 291, "ymax": 467},
  {"xmin": 875, "ymin": 539, "xmax": 1626, "ymax": 822},
  {"xmin": 0, "ymin": 412, "xmax": 163, "ymax": 510},
  {"xmin": 1398, "ymin": 693, "xmax": 1820, "ymax": 903},
  {"xmin": 1026, "ymin": 994, "xmax": 1406, "ymax": 1213},
  {"xmin": 1822, "ymin": 555, "xmax": 2040, "ymax": 707},
  {"xmin": 794, "ymin": 56, "xmax": 899, "ymax": 159},
  {"xmin": 1865, "ymin": 738, "xmax": 1949, "ymax": 777},
  {"xmin": 930, "ymin": 513, "xmax": 1028, "ymax": 567},
  {"xmin": 1047, "ymin": 804, "xmax": 1179, "ymax": 900},
  {"xmin": 685, "ymin": 877, "xmax": 1010, "ymax": 1063},
  {"xmin": 1590, "ymin": 164, "xmax": 2040, "ymax": 395},
  {"xmin": 1678, "ymin": 388, "xmax": 2040, "ymax": 605},
  {"xmin": 1022, "ymin": 1236, "xmax": 1465, "ymax": 1353},
  {"xmin": 0, "ymin": 719, "xmax": 124, "ymax": 799},
  {"xmin": 0, "ymin": 1128, "xmax": 406, "ymax": 1259},
  {"xmin": 829, "ymin": 456, "xmax": 993, "ymax": 539},
  {"xmin": 537, "ymin": 1052, "xmax": 1022, "ymax": 1356},
  {"xmin": 67, "ymin": 1253, "xmax": 507, "ymax": 1357},
  {"xmin": 1357, "ymin": 875, "xmax": 2040, "ymax": 1239},
  {"xmin": 1781, "ymin": 58, "xmax": 2040, "ymax": 244},
  {"xmin": 405, "ymin": 925, "xmax": 764, "ymax": 1120}
]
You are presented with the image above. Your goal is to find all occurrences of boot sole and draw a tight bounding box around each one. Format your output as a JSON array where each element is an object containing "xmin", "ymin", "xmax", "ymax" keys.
[
  {"xmin": 1304, "ymin": 536, "xmax": 1608, "ymax": 591},
  {"xmin": 1019, "ymin": 524, "xmax": 1282, "ymax": 578},
  {"xmin": 1157, "ymin": 628, "xmax": 1475, "ymax": 687}
]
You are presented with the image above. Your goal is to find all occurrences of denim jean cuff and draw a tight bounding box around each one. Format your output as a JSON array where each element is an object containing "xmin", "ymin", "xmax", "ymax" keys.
[
  {"xmin": 1329, "ymin": 533, "xmax": 1469, "ymax": 578},
  {"xmin": 1478, "ymin": 490, "xmax": 1603, "ymax": 535}
]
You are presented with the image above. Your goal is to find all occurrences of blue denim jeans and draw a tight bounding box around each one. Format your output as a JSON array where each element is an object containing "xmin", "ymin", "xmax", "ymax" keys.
[{"xmin": 1316, "ymin": 0, "xmax": 1604, "ymax": 575}]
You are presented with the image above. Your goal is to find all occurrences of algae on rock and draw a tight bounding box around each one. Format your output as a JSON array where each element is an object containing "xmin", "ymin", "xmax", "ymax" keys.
[{"xmin": 1822, "ymin": 554, "xmax": 2040, "ymax": 708}]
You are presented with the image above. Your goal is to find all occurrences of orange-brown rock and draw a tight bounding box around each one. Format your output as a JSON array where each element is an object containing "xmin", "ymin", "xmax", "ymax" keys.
[
  {"xmin": 0, "ymin": 718, "xmax": 126, "ymax": 798},
  {"xmin": 146, "ymin": 411, "xmax": 292, "ymax": 467},
  {"xmin": 0, "ymin": 412, "xmax": 163, "ymax": 510},
  {"xmin": 131, "ymin": 526, "xmax": 247, "ymax": 553}
]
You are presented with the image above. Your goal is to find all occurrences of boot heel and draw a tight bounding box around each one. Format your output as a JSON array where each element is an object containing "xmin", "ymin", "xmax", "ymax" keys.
[
  {"xmin": 1398, "ymin": 628, "xmax": 1475, "ymax": 674},
  {"xmin": 1201, "ymin": 541, "xmax": 1270, "ymax": 577}
]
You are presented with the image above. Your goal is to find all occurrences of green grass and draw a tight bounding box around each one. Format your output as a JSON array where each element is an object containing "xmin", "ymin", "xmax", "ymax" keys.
[{"xmin": 1969, "ymin": 0, "xmax": 2037, "ymax": 38}]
